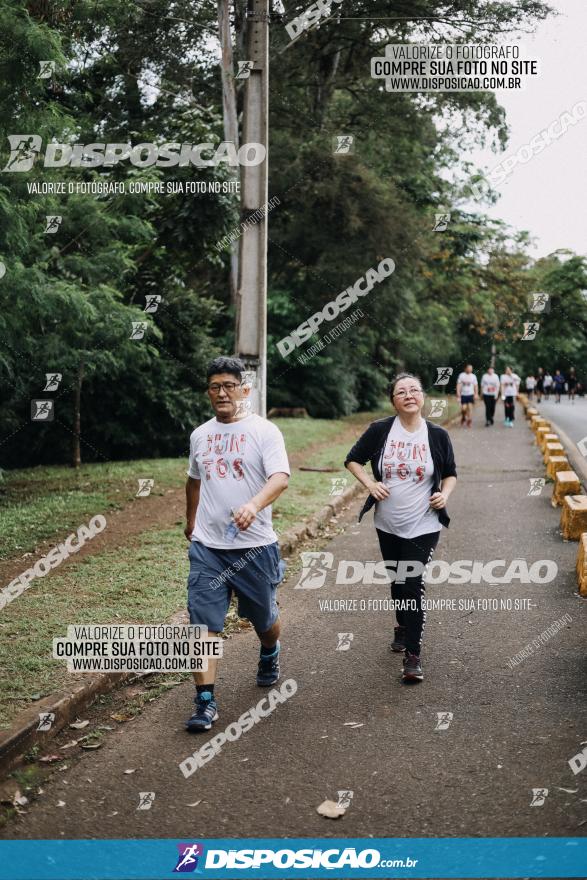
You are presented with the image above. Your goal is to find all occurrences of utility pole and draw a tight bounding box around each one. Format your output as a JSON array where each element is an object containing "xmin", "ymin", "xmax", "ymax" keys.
[{"xmin": 236, "ymin": 0, "xmax": 269, "ymax": 416}]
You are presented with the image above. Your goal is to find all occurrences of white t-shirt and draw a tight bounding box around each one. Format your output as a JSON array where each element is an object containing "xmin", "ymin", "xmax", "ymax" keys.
[
  {"xmin": 481, "ymin": 372, "xmax": 500, "ymax": 397},
  {"xmin": 526, "ymin": 376, "xmax": 536, "ymax": 390},
  {"xmin": 543, "ymin": 374, "xmax": 553, "ymax": 388},
  {"xmin": 187, "ymin": 414, "xmax": 290, "ymax": 549},
  {"xmin": 373, "ymin": 419, "xmax": 441, "ymax": 540},
  {"xmin": 457, "ymin": 372, "xmax": 478, "ymax": 397},
  {"xmin": 500, "ymin": 373, "xmax": 520, "ymax": 397}
]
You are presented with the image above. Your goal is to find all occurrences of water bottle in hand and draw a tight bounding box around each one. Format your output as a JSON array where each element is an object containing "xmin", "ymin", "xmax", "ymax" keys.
[{"xmin": 224, "ymin": 509, "xmax": 239, "ymax": 541}]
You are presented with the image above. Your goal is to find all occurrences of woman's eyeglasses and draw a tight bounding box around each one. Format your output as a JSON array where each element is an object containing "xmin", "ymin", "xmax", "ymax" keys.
[{"xmin": 393, "ymin": 388, "xmax": 423, "ymax": 398}]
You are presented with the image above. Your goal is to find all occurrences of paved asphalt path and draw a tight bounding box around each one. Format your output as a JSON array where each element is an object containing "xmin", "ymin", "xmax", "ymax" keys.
[
  {"xmin": 535, "ymin": 396, "xmax": 587, "ymax": 446},
  {"xmin": 6, "ymin": 402, "xmax": 587, "ymax": 842}
]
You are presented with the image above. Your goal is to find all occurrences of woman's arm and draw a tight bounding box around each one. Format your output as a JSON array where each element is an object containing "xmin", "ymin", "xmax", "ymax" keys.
[
  {"xmin": 430, "ymin": 476, "xmax": 457, "ymax": 509},
  {"xmin": 345, "ymin": 460, "xmax": 389, "ymax": 501}
]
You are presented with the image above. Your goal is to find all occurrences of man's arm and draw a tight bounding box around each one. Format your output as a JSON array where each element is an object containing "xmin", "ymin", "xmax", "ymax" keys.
[
  {"xmin": 185, "ymin": 476, "xmax": 201, "ymax": 541},
  {"xmin": 233, "ymin": 472, "xmax": 289, "ymax": 531}
]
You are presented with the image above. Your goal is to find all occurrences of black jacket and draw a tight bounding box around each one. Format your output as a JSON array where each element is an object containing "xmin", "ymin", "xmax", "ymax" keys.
[{"xmin": 344, "ymin": 416, "xmax": 457, "ymax": 528}]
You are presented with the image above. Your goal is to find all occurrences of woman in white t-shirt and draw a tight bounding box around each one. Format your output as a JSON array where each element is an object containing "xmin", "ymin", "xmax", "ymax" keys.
[
  {"xmin": 480, "ymin": 367, "xmax": 500, "ymax": 426},
  {"xmin": 344, "ymin": 373, "xmax": 457, "ymax": 683},
  {"xmin": 500, "ymin": 366, "xmax": 520, "ymax": 427}
]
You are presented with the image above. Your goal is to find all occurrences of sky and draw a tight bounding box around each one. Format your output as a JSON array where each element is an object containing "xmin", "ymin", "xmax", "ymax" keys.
[{"xmin": 465, "ymin": 0, "xmax": 586, "ymax": 258}]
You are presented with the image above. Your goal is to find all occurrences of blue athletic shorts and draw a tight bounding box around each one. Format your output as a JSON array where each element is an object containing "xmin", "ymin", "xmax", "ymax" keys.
[
  {"xmin": 461, "ymin": 395, "xmax": 475, "ymax": 404},
  {"xmin": 187, "ymin": 540, "xmax": 286, "ymax": 633}
]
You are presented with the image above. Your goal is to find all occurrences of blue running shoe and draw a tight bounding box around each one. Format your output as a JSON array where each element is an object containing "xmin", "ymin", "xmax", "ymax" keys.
[
  {"xmin": 185, "ymin": 690, "xmax": 218, "ymax": 732},
  {"xmin": 257, "ymin": 641, "xmax": 280, "ymax": 687}
]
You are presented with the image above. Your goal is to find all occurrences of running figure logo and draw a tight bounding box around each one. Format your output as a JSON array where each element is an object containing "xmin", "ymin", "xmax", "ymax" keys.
[
  {"xmin": 330, "ymin": 477, "xmax": 347, "ymax": 496},
  {"xmin": 433, "ymin": 212, "xmax": 451, "ymax": 232},
  {"xmin": 294, "ymin": 551, "xmax": 334, "ymax": 589},
  {"xmin": 38, "ymin": 60, "xmax": 56, "ymax": 79},
  {"xmin": 31, "ymin": 400, "xmax": 54, "ymax": 421},
  {"xmin": 528, "ymin": 478, "xmax": 545, "ymax": 496},
  {"xmin": 43, "ymin": 373, "xmax": 62, "ymax": 391},
  {"xmin": 530, "ymin": 788, "xmax": 548, "ymax": 806},
  {"xmin": 3, "ymin": 135, "xmax": 42, "ymax": 172},
  {"xmin": 528, "ymin": 292, "xmax": 550, "ymax": 313},
  {"xmin": 236, "ymin": 60, "xmax": 253, "ymax": 78},
  {"xmin": 144, "ymin": 294, "xmax": 162, "ymax": 313},
  {"xmin": 173, "ymin": 843, "xmax": 204, "ymax": 873},
  {"xmin": 336, "ymin": 790, "xmax": 354, "ymax": 809},
  {"xmin": 37, "ymin": 712, "xmax": 55, "ymax": 731},
  {"xmin": 333, "ymin": 135, "xmax": 354, "ymax": 154},
  {"xmin": 136, "ymin": 479, "xmax": 154, "ymax": 497},
  {"xmin": 130, "ymin": 321, "xmax": 148, "ymax": 340},
  {"xmin": 435, "ymin": 712, "xmax": 453, "ymax": 731},
  {"xmin": 434, "ymin": 367, "xmax": 453, "ymax": 386},
  {"xmin": 137, "ymin": 791, "xmax": 155, "ymax": 811},
  {"xmin": 336, "ymin": 632, "xmax": 354, "ymax": 651},
  {"xmin": 428, "ymin": 399, "xmax": 447, "ymax": 419},
  {"xmin": 44, "ymin": 215, "xmax": 62, "ymax": 233},
  {"xmin": 521, "ymin": 322, "xmax": 539, "ymax": 341}
]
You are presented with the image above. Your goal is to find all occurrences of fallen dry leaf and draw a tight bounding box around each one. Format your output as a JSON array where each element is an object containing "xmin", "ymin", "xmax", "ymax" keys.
[
  {"xmin": 187, "ymin": 800, "xmax": 201, "ymax": 807},
  {"xmin": 110, "ymin": 712, "xmax": 134, "ymax": 723},
  {"xmin": 60, "ymin": 740, "xmax": 79, "ymax": 750},
  {"xmin": 69, "ymin": 720, "xmax": 90, "ymax": 730},
  {"xmin": 316, "ymin": 799, "xmax": 346, "ymax": 819},
  {"xmin": 13, "ymin": 792, "xmax": 29, "ymax": 807},
  {"xmin": 57, "ymin": 800, "xmax": 66, "ymax": 808},
  {"xmin": 0, "ymin": 780, "xmax": 20, "ymax": 804},
  {"xmin": 39, "ymin": 754, "xmax": 63, "ymax": 764},
  {"xmin": 79, "ymin": 742, "xmax": 102, "ymax": 750},
  {"xmin": 124, "ymin": 769, "xmax": 136, "ymax": 775}
]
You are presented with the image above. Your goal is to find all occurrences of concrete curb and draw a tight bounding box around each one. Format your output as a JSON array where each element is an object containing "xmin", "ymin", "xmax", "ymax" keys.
[
  {"xmin": 539, "ymin": 417, "xmax": 587, "ymax": 493},
  {"xmin": 0, "ymin": 410, "xmax": 457, "ymax": 777}
]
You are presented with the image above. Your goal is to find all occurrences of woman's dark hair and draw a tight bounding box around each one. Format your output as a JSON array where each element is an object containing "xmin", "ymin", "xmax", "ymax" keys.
[{"xmin": 388, "ymin": 372, "xmax": 423, "ymax": 398}]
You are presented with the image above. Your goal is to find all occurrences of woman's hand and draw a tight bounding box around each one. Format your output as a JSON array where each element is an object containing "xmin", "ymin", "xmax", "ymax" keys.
[
  {"xmin": 429, "ymin": 491, "xmax": 447, "ymax": 510},
  {"xmin": 368, "ymin": 481, "xmax": 390, "ymax": 501}
]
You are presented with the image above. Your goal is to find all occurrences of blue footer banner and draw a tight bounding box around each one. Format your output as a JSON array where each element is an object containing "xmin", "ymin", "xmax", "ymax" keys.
[{"xmin": 0, "ymin": 838, "xmax": 586, "ymax": 879}]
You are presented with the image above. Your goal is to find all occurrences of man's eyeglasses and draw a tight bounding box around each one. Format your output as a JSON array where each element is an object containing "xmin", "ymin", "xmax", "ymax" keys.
[
  {"xmin": 208, "ymin": 382, "xmax": 242, "ymax": 394},
  {"xmin": 393, "ymin": 388, "xmax": 424, "ymax": 398}
]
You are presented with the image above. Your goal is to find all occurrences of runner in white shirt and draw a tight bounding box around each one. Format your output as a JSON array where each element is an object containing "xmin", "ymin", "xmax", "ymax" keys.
[
  {"xmin": 480, "ymin": 367, "xmax": 500, "ymax": 426},
  {"xmin": 543, "ymin": 372, "xmax": 553, "ymax": 399},
  {"xmin": 500, "ymin": 366, "xmax": 520, "ymax": 427},
  {"xmin": 525, "ymin": 375, "xmax": 536, "ymax": 400},
  {"xmin": 456, "ymin": 364, "xmax": 478, "ymax": 428},
  {"xmin": 183, "ymin": 357, "xmax": 290, "ymax": 732}
]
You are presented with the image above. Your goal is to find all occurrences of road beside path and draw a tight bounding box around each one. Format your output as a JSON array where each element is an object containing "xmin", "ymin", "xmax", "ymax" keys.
[{"xmin": 4, "ymin": 402, "xmax": 587, "ymax": 841}]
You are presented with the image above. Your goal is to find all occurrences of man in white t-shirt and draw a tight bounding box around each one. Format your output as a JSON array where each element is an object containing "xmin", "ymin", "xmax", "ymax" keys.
[
  {"xmin": 500, "ymin": 366, "xmax": 520, "ymax": 427},
  {"xmin": 456, "ymin": 364, "xmax": 478, "ymax": 428},
  {"xmin": 184, "ymin": 357, "xmax": 290, "ymax": 732},
  {"xmin": 480, "ymin": 366, "xmax": 500, "ymax": 426}
]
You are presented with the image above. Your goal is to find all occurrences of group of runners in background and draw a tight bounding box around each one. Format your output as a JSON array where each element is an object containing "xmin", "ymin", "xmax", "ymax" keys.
[
  {"xmin": 456, "ymin": 364, "xmax": 582, "ymax": 429},
  {"xmin": 525, "ymin": 367, "xmax": 582, "ymax": 403}
]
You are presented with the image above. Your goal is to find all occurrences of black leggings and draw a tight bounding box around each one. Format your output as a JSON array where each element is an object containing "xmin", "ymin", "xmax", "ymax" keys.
[
  {"xmin": 483, "ymin": 394, "xmax": 496, "ymax": 423},
  {"xmin": 504, "ymin": 397, "xmax": 515, "ymax": 420},
  {"xmin": 376, "ymin": 529, "xmax": 439, "ymax": 656}
]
